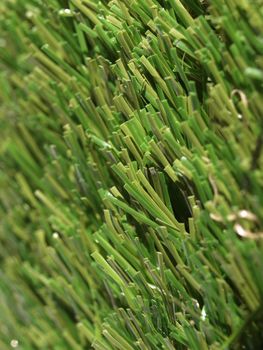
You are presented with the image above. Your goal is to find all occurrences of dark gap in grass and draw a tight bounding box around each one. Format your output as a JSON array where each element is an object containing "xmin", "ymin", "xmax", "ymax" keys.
[
  {"xmin": 52, "ymin": 294, "xmax": 78, "ymax": 322},
  {"xmin": 231, "ymin": 305, "xmax": 263, "ymax": 350},
  {"xmin": 167, "ymin": 178, "xmax": 193, "ymax": 232}
]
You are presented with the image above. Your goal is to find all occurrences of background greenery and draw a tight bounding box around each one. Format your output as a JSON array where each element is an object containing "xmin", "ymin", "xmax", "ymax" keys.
[{"xmin": 0, "ymin": 0, "xmax": 263, "ymax": 349}]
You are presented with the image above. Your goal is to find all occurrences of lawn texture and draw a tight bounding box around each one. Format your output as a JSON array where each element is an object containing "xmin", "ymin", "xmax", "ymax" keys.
[{"xmin": 0, "ymin": 0, "xmax": 263, "ymax": 349}]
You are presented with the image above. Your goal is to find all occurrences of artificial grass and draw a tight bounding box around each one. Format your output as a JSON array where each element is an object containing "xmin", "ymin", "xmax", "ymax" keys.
[{"xmin": 0, "ymin": 0, "xmax": 263, "ymax": 349}]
